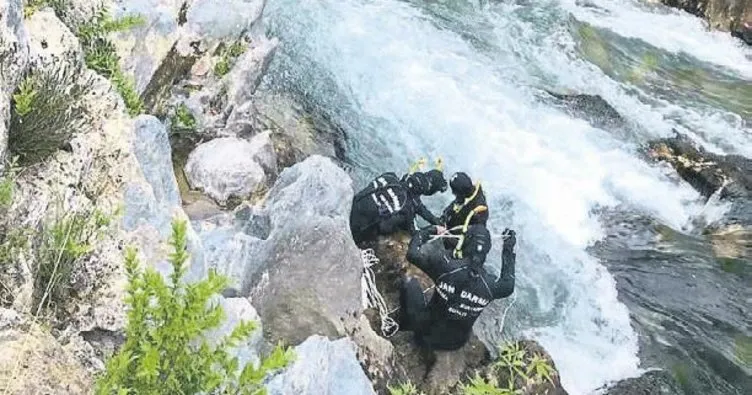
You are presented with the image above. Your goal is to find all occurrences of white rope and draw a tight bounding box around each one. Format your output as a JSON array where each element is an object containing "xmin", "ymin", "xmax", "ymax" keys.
[
  {"xmin": 496, "ymin": 290, "xmax": 517, "ymax": 335},
  {"xmin": 360, "ymin": 248, "xmax": 399, "ymax": 338}
]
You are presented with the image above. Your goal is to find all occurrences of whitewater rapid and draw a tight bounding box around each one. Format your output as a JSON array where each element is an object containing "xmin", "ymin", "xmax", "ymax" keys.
[{"xmin": 260, "ymin": 0, "xmax": 751, "ymax": 393}]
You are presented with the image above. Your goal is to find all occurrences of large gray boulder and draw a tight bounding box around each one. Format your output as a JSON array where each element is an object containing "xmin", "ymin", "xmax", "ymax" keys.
[
  {"xmin": 194, "ymin": 220, "xmax": 264, "ymax": 295},
  {"xmin": 184, "ymin": 0, "xmax": 266, "ymax": 43},
  {"xmin": 0, "ymin": 0, "xmax": 30, "ymax": 165},
  {"xmin": 123, "ymin": 115, "xmax": 205, "ymax": 281},
  {"xmin": 265, "ymin": 335, "xmax": 376, "ymax": 395},
  {"xmin": 184, "ymin": 132, "xmax": 277, "ymax": 205},
  {"xmin": 246, "ymin": 155, "xmax": 363, "ymax": 345},
  {"xmin": 124, "ymin": 115, "xmax": 181, "ymax": 235},
  {"xmin": 25, "ymin": 8, "xmax": 82, "ymax": 69}
]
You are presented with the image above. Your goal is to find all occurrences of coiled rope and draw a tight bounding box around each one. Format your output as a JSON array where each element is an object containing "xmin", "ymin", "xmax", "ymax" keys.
[{"xmin": 361, "ymin": 248, "xmax": 399, "ymax": 338}]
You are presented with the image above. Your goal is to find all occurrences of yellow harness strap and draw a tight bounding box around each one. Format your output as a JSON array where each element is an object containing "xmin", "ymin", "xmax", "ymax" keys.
[
  {"xmin": 452, "ymin": 182, "xmax": 481, "ymax": 213},
  {"xmin": 453, "ymin": 205, "xmax": 488, "ymax": 258}
]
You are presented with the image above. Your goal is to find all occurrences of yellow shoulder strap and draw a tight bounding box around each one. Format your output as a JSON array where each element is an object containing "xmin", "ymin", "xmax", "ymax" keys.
[{"xmin": 453, "ymin": 205, "xmax": 489, "ymax": 257}]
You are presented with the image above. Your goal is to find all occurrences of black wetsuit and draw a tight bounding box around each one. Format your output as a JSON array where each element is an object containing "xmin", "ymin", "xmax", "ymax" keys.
[
  {"xmin": 350, "ymin": 172, "xmax": 441, "ymax": 247},
  {"xmin": 440, "ymin": 184, "xmax": 489, "ymax": 251},
  {"xmin": 400, "ymin": 227, "xmax": 516, "ymax": 351}
]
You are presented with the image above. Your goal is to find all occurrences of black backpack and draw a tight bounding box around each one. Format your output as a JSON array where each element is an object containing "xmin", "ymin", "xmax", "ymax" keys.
[{"xmin": 354, "ymin": 172, "xmax": 410, "ymax": 217}]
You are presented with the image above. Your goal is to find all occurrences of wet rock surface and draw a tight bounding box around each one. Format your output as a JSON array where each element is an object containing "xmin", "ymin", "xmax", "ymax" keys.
[
  {"xmin": 602, "ymin": 370, "xmax": 685, "ymax": 395},
  {"xmin": 645, "ymin": 131, "xmax": 752, "ymax": 201},
  {"xmin": 543, "ymin": 90, "xmax": 629, "ymax": 132}
]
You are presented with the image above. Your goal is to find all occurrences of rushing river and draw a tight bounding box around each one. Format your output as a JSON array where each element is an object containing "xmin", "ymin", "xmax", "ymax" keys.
[{"xmin": 257, "ymin": 0, "xmax": 752, "ymax": 393}]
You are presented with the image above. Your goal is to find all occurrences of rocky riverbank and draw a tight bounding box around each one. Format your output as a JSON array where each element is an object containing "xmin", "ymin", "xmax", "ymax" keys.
[
  {"xmin": 659, "ymin": 0, "xmax": 752, "ymax": 44},
  {"xmin": 0, "ymin": 1, "xmax": 724, "ymax": 394}
]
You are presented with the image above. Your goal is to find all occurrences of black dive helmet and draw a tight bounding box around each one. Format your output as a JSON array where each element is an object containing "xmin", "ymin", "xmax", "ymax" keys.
[
  {"xmin": 460, "ymin": 224, "xmax": 492, "ymax": 268},
  {"xmin": 449, "ymin": 172, "xmax": 474, "ymax": 199}
]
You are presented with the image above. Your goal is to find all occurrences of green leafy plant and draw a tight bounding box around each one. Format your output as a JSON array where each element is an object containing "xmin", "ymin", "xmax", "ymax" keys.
[
  {"xmin": 214, "ymin": 40, "xmax": 247, "ymax": 77},
  {"xmin": 23, "ymin": 0, "xmax": 68, "ymax": 18},
  {"xmin": 461, "ymin": 373, "xmax": 513, "ymax": 395},
  {"xmin": 388, "ymin": 381, "xmax": 424, "ymax": 395},
  {"xmin": 95, "ymin": 219, "xmax": 294, "ymax": 394},
  {"xmin": 12, "ymin": 76, "xmax": 36, "ymax": 117},
  {"xmin": 170, "ymin": 103, "xmax": 197, "ymax": 135},
  {"xmin": 76, "ymin": 6, "xmax": 145, "ymax": 116},
  {"xmin": 460, "ymin": 342, "xmax": 555, "ymax": 395},
  {"xmin": 9, "ymin": 63, "xmax": 95, "ymax": 166},
  {"xmin": 0, "ymin": 160, "xmax": 19, "ymax": 209}
]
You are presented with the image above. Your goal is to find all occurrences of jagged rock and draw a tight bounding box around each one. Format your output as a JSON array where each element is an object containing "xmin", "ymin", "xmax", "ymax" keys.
[
  {"xmin": 645, "ymin": 131, "xmax": 752, "ymax": 200},
  {"xmin": 111, "ymin": 0, "xmax": 184, "ymax": 93},
  {"xmin": 223, "ymin": 38, "xmax": 279, "ymax": 111},
  {"xmin": 661, "ymin": 0, "xmax": 752, "ymax": 38},
  {"xmin": 360, "ymin": 235, "xmax": 567, "ymax": 395},
  {"xmin": 180, "ymin": 36, "xmax": 279, "ymax": 136},
  {"xmin": 731, "ymin": 20, "xmax": 752, "ymax": 44},
  {"xmin": 184, "ymin": 132, "xmax": 277, "ymax": 205},
  {"xmin": 246, "ymin": 92, "xmax": 348, "ymax": 170},
  {"xmin": 194, "ymin": 221, "xmax": 264, "ymax": 295},
  {"xmin": 0, "ymin": 323, "xmax": 91, "ymax": 394},
  {"xmin": 123, "ymin": 115, "xmax": 206, "ymax": 282},
  {"xmin": 25, "ymin": 8, "xmax": 82, "ymax": 68},
  {"xmin": 183, "ymin": 0, "xmax": 266, "ymax": 46},
  {"xmin": 0, "ymin": 0, "xmax": 30, "ymax": 165},
  {"xmin": 245, "ymin": 155, "xmax": 363, "ymax": 345},
  {"xmin": 544, "ymin": 91, "xmax": 628, "ymax": 131},
  {"xmin": 131, "ymin": 115, "xmax": 182, "ymax": 216},
  {"xmin": 265, "ymin": 335, "xmax": 376, "ymax": 395},
  {"xmin": 603, "ymin": 370, "xmax": 684, "ymax": 395}
]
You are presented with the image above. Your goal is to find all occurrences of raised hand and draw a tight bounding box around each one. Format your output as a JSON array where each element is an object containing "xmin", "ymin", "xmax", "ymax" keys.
[{"xmin": 501, "ymin": 228, "xmax": 516, "ymax": 251}]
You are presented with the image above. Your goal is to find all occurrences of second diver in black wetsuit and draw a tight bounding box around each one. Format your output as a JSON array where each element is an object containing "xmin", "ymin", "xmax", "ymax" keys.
[{"xmin": 399, "ymin": 224, "xmax": 517, "ymax": 351}]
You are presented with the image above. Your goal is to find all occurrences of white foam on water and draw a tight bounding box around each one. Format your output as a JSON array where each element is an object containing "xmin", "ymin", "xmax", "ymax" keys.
[
  {"xmin": 560, "ymin": 0, "xmax": 752, "ymax": 79},
  {"xmin": 263, "ymin": 0, "xmax": 734, "ymax": 393}
]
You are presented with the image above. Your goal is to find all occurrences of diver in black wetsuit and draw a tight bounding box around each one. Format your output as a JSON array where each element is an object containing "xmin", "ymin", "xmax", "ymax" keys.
[
  {"xmin": 349, "ymin": 170, "xmax": 448, "ymax": 248},
  {"xmin": 399, "ymin": 224, "xmax": 517, "ymax": 351},
  {"xmin": 438, "ymin": 172, "xmax": 489, "ymax": 253}
]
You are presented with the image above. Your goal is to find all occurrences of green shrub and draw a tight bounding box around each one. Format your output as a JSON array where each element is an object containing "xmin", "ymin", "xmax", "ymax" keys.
[
  {"xmin": 33, "ymin": 208, "xmax": 110, "ymax": 314},
  {"xmin": 388, "ymin": 382, "xmax": 423, "ymax": 395},
  {"xmin": 95, "ymin": 220, "xmax": 294, "ymax": 394},
  {"xmin": 0, "ymin": 160, "xmax": 18, "ymax": 208},
  {"xmin": 9, "ymin": 63, "xmax": 94, "ymax": 166},
  {"xmin": 170, "ymin": 103, "xmax": 197, "ymax": 135},
  {"xmin": 460, "ymin": 342, "xmax": 555, "ymax": 395},
  {"xmin": 214, "ymin": 41, "xmax": 247, "ymax": 77},
  {"xmin": 77, "ymin": 6, "xmax": 145, "ymax": 116},
  {"xmin": 23, "ymin": 0, "xmax": 68, "ymax": 18}
]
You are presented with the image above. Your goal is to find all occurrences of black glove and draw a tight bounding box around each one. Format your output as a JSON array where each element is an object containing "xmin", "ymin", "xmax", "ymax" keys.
[{"xmin": 501, "ymin": 228, "xmax": 516, "ymax": 251}]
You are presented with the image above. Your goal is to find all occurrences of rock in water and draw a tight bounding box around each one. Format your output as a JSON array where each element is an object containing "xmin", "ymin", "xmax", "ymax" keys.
[
  {"xmin": 646, "ymin": 131, "xmax": 752, "ymax": 200},
  {"xmin": 544, "ymin": 91, "xmax": 628, "ymax": 131},
  {"xmin": 265, "ymin": 335, "xmax": 376, "ymax": 395},
  {"xmin": 603, "ymin": 370, "xmax": 685, "ymax": 395},
  {"xmin": 0, "ymin": 0, "xmax": 30, "ymax": 165},
  {"xmin": 184, "ymin": 132, "xmax": 277, "ymax": 205},
  {"xmin": 245, "ymin": 155, "xmax": 363, "ymax": 345}
]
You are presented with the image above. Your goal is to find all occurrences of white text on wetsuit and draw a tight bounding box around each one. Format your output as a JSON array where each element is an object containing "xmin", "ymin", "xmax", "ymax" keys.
[{"xmin": 436, "ymin": 281, "xmax": 490, "ymax": 318}]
